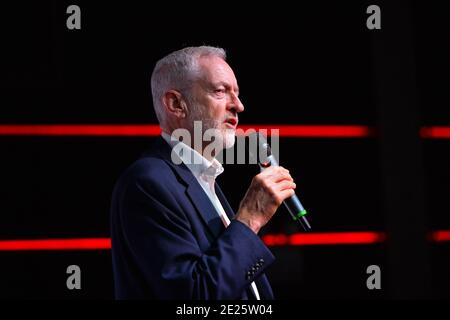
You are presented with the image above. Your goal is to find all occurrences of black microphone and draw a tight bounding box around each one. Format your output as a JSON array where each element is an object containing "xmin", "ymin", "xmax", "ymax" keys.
[{"xmin": 247, "ymin": 133, "xmax": 311, "ymax": 231}]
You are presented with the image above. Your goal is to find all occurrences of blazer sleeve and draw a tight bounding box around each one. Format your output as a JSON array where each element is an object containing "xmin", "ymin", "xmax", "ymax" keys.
[{"xmin": 117, "ymin": 172, "xmax": 275, "ymax": 300}]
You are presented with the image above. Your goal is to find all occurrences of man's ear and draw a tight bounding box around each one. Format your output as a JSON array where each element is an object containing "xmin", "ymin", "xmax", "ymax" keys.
[{"xmin": 162, "ymin": 90, "xmax": 187, "ymax": 119}]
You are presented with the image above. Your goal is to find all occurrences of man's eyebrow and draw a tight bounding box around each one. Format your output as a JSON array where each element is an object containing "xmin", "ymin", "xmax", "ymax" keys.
[{"xmin": 213, "ymin": 81, "xmax": 239, "ymax": 93}]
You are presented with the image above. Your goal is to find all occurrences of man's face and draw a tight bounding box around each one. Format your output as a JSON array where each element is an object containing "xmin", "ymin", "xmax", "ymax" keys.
[{"xmin": 184, "ymin": 55, "xmax": 244, "ymax": 149}]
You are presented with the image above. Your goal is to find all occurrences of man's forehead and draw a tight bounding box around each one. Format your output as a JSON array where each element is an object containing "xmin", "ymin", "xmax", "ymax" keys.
[{"xmin": 197, "ymin": 56, "xmax": 237, "ymax": 84}]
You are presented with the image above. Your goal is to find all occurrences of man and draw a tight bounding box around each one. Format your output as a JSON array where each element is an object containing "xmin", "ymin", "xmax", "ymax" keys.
[{"xmin": 110, "ymin": 46, "xmax": 296, "ymax": 299}]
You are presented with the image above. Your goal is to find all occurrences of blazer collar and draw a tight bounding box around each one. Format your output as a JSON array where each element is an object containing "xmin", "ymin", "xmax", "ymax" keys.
[{"xmin": 147, "ymin": 137, "xmax": 227, "ymax": 239}]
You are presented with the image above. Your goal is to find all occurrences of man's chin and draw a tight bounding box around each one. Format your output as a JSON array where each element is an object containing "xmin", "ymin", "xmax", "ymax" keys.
[
  {"xmin": 223, "ymin": 130, "xmax": 236, "ymax": 149},
  {"xmin": 202, "ymin": 127, "xmax": 235, "ymax": 158}
]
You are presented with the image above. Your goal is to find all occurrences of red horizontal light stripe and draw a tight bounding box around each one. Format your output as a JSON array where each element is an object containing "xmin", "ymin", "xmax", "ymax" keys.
[
  {"xmin": 431, "ymin": 230, "xmax": 450, "ymax": 242},
  {"xmin": 262, "ymin": 232, "xmax": 387, "ymax": 246},
  {"xmin": 421, "ymin": 127, "xmax": 450, "ymax": 139},
  {"xmin": 0, "ymin": 125, "xmax": 162, "ymax": 136},
  {"xmin": 0, "ymin": 124, "xmax": 372, "ymax": 138},
  {"xmin": 0, "ymin": 230, "xmax": 448, "ymax": 251},
  {"xmin": 0, "ymin": 238, "xmax": 111, "ymax": 251},
  {"xmin": 0, "ymin": 125, "xmax": 449, "ymax": 138},
  {"xmin": 238, "ymin": 125, "xmax": 374, "ymax": 138}
]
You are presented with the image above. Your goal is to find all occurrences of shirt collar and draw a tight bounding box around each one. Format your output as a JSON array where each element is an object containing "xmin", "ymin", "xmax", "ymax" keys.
[{"xmin": 161, "ymin": 131, "xmax": 224, "ymax": 179}]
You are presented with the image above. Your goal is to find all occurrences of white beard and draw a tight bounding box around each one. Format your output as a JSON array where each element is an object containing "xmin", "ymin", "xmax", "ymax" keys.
[
  {"xmin": 187, "ymin": 102, "xmax": 236, "ymax": 150},
  {"xmin": 202, "ymin": 126, "xmax": 236, "ymax": 151},
  {"xmin": 222, "ymin": 128, "xmax": 236, "ymax": 149}
]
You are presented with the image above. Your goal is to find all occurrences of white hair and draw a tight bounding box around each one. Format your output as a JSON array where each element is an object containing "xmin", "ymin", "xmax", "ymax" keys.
[{"xmin": 150, "ymin": 46, "xmax": 226, "ymax": 128}]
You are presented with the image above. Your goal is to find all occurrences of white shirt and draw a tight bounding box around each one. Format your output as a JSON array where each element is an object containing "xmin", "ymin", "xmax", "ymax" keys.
[{"xmin": 161, "ymin": 132, "xmax": 260, "ymax": 300}]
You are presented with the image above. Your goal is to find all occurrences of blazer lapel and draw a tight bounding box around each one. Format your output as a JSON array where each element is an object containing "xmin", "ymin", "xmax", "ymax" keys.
[
  {"xmin": 214, "ymin": 182, "xmax": 235, "ymax": 221},
  {"xmin": 185, "ymin": 178, "xmax": 226, "ymax": 240},
  {"xmin": 150, "ymin": 137, "xmax": 226, "ymax": 240}
]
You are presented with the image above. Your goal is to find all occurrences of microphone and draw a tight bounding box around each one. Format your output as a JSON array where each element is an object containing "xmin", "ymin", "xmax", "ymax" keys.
[{"xmin": 247, "ymin": 133, "xmax": 311, "ymax": 231}]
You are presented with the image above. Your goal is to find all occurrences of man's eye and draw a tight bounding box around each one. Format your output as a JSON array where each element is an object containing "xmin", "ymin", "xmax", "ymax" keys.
[{"xmin": 214, "ymin": 89, "xmax": 226, "ymax": 97}]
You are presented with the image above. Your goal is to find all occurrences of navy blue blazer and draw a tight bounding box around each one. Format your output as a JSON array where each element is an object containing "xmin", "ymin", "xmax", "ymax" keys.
[{"xmin": 110, "ymin": 137, "xmax": 275, "ymax": 299}]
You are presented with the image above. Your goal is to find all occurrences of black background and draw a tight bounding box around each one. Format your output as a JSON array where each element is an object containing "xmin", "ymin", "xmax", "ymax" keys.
[{"xmin": 0, "ymin": 1, "xmax": 449, "ymax": 299}]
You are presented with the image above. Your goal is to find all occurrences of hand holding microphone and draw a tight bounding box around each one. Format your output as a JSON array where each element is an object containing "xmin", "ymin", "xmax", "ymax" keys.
[
  {"xmin": 235, "ymin": 133, "xmax": 311, "ymax": 233},
  {"xmin": 236, "ymin": 166, "xmax": 298, "ymax": 234}
]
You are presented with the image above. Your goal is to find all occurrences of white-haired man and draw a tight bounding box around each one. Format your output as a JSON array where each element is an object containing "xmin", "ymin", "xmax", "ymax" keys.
[{"xmin": 111, "ymin": 46, "xmax": 296, "ymax": 299}]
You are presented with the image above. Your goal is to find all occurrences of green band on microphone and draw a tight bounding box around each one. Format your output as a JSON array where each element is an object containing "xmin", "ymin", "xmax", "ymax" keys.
[{"xmin": 293, "ymin": 210, "xmax": 307, "ymax": 220}]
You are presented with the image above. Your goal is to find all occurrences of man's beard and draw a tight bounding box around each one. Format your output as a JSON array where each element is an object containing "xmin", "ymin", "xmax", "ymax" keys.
[
  {"xmin": 201, "ymin": 118, "xmax": 236, "ymax": 149},
  {"xmin": 187, "ymin": 104, "xmax": 236, "ymax": 150}
]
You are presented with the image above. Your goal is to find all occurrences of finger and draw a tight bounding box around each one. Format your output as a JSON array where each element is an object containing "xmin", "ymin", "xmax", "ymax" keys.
[
  {"xmin": 278, "ymin": 188, "xmax": 296, "ymax": 201},
  {"xmin": 262, "ymin": 167, "xmax": 293, "ymax": 182},
  {"xmin": 275, "ymin": 180, "xmax": 296, "ymax": 192},
  {"xmin": 275, "ymin": 171, "xmax": 293, "ymax": 183},
  {"xmin": 260, "ymin": 166, "xmax": 289, "ymax": 178},
  {"xmin": 269, "ymin": 170, "xmax": 293, "ymax": 183}
]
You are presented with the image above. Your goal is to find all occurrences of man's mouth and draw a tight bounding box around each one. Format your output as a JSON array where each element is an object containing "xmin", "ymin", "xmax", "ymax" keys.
[{"xmin": 224, "ymin": 118, "xmax": 238, "ymax": 128}]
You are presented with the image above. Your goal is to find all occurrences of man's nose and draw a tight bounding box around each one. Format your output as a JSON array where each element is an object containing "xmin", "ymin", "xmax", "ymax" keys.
[{"xmin": 228, "ymin": 92, "xmax": 244, "ymax": 113}]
